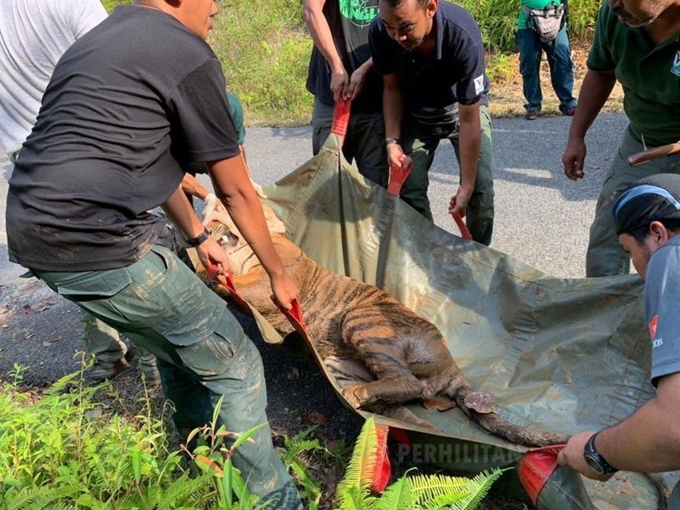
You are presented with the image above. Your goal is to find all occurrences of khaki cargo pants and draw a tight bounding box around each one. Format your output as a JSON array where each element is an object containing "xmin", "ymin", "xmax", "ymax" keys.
[{"xmin": 36, "ymin": 245, "xmax": 301, "ymax": 508}]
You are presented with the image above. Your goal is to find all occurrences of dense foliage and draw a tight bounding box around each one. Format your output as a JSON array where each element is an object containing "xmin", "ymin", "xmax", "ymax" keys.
[{"xmin": 101, "ymin": 0, "xmax": 602, "ymax": 124}]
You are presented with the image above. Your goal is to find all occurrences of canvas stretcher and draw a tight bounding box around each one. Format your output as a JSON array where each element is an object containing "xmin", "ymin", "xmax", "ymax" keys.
[{"xmin": 211, "ymin": 103, "xmax": 677, "ymax": 507}]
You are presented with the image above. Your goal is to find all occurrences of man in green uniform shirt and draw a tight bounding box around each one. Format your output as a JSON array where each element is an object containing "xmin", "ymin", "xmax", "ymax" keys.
[{"xmin": 562, "ymin": 0, "xmax": 680, "ymax": 277}]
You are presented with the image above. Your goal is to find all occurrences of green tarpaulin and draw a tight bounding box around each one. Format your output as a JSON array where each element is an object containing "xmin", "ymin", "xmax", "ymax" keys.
[{"xmin": 252, "ymin": 133, "xmax": 676, "ymax": 508}]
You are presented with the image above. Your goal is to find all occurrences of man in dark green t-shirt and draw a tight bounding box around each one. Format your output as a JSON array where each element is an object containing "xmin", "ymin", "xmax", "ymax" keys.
[{"xmin": 561, "ymin": 0, "xmax": 680, "ymax": 277}]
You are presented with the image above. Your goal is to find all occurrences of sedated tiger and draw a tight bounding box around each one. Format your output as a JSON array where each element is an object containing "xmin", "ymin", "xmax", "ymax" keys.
[{"xmin": 197, "ymin": 193, "xmax": 569, "ymax": 448}]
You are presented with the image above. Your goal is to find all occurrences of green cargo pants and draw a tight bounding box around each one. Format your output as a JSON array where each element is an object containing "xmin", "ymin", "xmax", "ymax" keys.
[
  {"xmin": 400, "ymin": 104, "xmax": 495, "ymax": 246},
  {"xmin": 586, "ymin": 128, "xmax": 680, "ymax": 277},
  {"xmin": 35, "ymin": 245, "xmax": 301, "ymax": 509},
  {"xmin": 312, "ymin": 97, "xmax": 388, "ymax": 186}
]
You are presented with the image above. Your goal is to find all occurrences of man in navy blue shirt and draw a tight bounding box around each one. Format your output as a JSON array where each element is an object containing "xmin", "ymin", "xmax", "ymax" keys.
[{"xmin": 369, "ymin": 0, "xmax": 494, "ymax": 245}]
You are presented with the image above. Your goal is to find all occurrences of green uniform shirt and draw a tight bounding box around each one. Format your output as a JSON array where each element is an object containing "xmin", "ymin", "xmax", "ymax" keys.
[
  {"xmin": 517, "ymin": 0, "xmax": 562, "ymax": 30},
  {"xmin": 226, "ymin": 92, "xmax": 246, "ymax": 145},
  {"xmin": 587, "ymin": 2, "xmax": 680, "ymax": 147}
]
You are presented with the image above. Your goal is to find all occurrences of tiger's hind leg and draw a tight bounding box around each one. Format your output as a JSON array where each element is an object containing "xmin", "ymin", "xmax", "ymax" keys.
[
  {"xmin": 325, "ymin": 357, "xmax": 438, "ymax": 431},
  {"xmin": 324, "ymin": 355, "xmax": 425, "ymax": 408},
  {"xmin": 324, "ymin": 356, "xmax": 374, "ymax": 388},
  {"xmin": 342, "ymin": 376, "xmax": 426, "ymax": 410}
]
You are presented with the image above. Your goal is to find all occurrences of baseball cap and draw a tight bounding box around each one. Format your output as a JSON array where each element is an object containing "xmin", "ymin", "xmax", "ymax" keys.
[{"xmin": 613, "ymin": 174, "xmax": 680, "ymax": 236}]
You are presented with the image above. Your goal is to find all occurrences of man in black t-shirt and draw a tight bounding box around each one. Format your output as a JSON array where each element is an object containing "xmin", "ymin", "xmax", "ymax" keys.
[
  {"xmin": 304, "ymin": 0, "xmax": 387, "ymax": 185},
  {"xmin": 5, "ymin": 1, "xmax": 301, "ymax": 507},
  {"xmin": 369, "ymin": 0, "xmax": 495, "ymax": 245}
]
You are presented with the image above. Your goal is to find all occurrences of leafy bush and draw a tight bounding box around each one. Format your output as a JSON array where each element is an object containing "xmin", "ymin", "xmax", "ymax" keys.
[
  {"xmin": 0, "ymin": 371, "xmax": 205, "ymax": 509},
  {"xmin": 209, "ymin": 0, "xmax": 313, "ymax": 126},
  {"xmin": 0, "ymin": 366, "xmax": 335, "ymax": 509}
]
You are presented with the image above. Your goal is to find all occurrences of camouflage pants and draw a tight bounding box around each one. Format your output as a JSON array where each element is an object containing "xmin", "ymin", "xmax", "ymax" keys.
[{"xmin": 35, "ymin": 245, "xmax": 301, "ymax": 508}]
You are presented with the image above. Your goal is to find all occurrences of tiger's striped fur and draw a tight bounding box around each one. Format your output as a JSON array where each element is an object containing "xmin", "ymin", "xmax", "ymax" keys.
[{"xmin": 201, "ymin": 202, "xmax": 569, "ymax": 448}]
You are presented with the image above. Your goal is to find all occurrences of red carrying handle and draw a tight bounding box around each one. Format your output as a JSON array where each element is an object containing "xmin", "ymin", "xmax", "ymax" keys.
[
  {"xmin": 331, "ymin": 98, "xmax": 351, "ymax": 138},
  {"xmin": 207, "ymin": 264, "xmax": 250, "ymax": 310},
  {"xmin": 387, "ymin": 161, "xmax": 413, "ymax": 196},
  {"xmin": 451, "ymin": 212, "xmax": 472, "ymax": 240},
  {"xmin": 209, "ymin": 264, "xmax": 310, "ymax": 337},
  {"xmin": 518, "ymin": 444, "xmax": 566, "ymax": 505},
  {"xmin": 273, "ymin": 297, "xmax": 309, "ymax": 338},
  {"xmin": 371, "ymin": 423, "xmax": 392, "ymax": 493},
  {"xmin": 388, "ymin": 161, "xmax": 472, "ymax": 242}
]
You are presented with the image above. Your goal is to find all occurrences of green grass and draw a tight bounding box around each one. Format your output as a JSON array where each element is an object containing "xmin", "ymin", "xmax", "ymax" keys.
[
  {"xmin": 457, "ymin": 0, "xmax": 600, "ymax": 52},
  {"xmin": 102, "ymin": 0, "xmax": 602, "ymax": 125},
  {"xmin": 0, "ymin": 367, "xmax": 340, "ymax": 509},
  {"xmin": 209, "ymin": 0, "xmax": 313, "ymax": 126}
]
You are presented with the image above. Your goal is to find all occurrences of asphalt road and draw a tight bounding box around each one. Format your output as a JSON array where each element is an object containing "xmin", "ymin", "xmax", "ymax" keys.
[{"xmin": 0, "ymin": 113, "xmax": 628, "ymax": 439}]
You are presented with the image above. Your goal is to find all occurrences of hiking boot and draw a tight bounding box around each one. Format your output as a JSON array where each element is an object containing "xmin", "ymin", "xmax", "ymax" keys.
[
  {"xmin": 563, "ymin": 107, "xmax": 576, "ymax": 116},
  {"xmin": 524, "ymin": 110, "xmax": 539, "ymax": 121},
  {"xmin": 139, "ymin": 350, "xmax": 162, "ymax": 390},
  {"xmin": 141, "ymin": 365, "xmax": 162, "ymax": 390},
  {"xmin": 89, "ymin": 357, "xmax": 132, "ymax": 381}
]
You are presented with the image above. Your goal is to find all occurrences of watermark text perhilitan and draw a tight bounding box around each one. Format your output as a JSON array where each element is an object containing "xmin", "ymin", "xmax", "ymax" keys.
[{"xmin": 394, "ymin": 442, "xmax": 522, "ymax": 465}]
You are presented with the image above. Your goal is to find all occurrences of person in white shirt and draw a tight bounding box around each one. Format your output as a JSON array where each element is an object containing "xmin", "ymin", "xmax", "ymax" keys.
[{"xmin": 0, "ymin": 0, "xmax": 157, "ymax": 382}]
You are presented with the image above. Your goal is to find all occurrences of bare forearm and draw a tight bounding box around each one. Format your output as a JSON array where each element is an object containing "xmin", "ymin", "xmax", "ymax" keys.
[
  {"xmin": 383, "ymin": 84, "xmax": 403, "ymax": 139},
  {"xmin": 161, "ymin": 187, "xmax": 205, "ymax": 239},
  {"xmin": 181, "ymin": 173, "xmax": 210, "ymax": 201},
  {"xmin": 356, "ymin": 57, "xmax": 373, "ymax": 75},
  {"xmin": 303, "ymin": 0, "xmax": 343, "ymax": 73},
  {"xmin": 598, "ymin": 375, "xmax": 680, "ymax": 472},
  {"xmin": 568, "ymin": 70, "xmax": 617, "ymax": 141},
  {"xmin": 457, "ymin": 116, "xmax": 481, "ymax": 190}
]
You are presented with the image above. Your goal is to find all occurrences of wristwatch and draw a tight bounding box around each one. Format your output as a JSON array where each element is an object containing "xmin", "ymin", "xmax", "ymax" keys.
[
  {"xmin": 187, "ymin": 228, "xmax": 211, "ymax": 247},
  {"xmin": 583, "ymin": 432, "xmax": 618, "ymax": 475},
  {"xmin": 385, "ymin": 137, "xmax": 401, "ymax": 146}
]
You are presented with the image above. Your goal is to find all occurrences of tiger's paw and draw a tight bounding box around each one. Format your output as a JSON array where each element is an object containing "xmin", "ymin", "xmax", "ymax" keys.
[
  {"xmin": 422, "ymin": 398, "xmax": 456, "ymax": 412},
  {"xmin": 463, "ymin": 392, "xmax": 495, "ymax": 414},
  {"xmin": 342, "ymin": 384, "xmax": 369, "ymax": 409}
]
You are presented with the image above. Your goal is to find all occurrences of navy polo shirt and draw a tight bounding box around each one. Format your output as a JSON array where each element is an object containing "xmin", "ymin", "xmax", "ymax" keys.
[{"xmin": 369, "ymin": 0, "xmax": 489, "ymax": 111}]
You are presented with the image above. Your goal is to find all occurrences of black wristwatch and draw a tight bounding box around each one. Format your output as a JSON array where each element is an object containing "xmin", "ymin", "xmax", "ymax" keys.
[
  {"xmin": 583, "ymin": 432, "xmax": 618, "ymax": 475},
  {"xmin": 187, "ymin": 228, "xmax": 211, "ymax": 247}
]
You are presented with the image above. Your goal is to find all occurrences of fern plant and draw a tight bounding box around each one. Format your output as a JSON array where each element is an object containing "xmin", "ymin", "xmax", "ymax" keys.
[
  {"xmin": 278, "ymin": 425, "xmax": 330, "ymax": 509},
  {"xmin": 336, "ymin": 417, "xmax": 508, "ymax": 510}
]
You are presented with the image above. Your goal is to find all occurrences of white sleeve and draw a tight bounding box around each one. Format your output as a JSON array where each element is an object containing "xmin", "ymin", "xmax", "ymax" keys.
[{"xmin": 68, "ymin": 0, "xmax": 108, "ymax": 38}]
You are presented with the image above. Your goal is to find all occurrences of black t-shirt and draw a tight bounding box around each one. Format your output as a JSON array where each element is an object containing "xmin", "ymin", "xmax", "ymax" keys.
[
  {"xmin": 6, "ymin": 6, "xmax": 240, "ymax": 271},
  {"xmin": 369, "ymin": 0, "xmax": 489, "ymax": 111},
  {"xmin": 305, "ymin": 0, "xmax": 383, "ymax": 113}
]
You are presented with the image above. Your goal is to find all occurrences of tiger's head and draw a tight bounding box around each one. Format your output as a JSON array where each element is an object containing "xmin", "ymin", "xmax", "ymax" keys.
[{"xmin": 201, "ymin": 183, "xmax": 286, "ymax": 276}]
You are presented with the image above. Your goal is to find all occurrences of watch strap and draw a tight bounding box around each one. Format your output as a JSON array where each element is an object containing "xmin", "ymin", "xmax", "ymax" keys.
[
  {"xmin": 584, "ymin": 432, "xmax": 618, "ymax": 475},
  {"xmin": 187, "ymin": 228, "xmax": 210, "ymax": 247}
]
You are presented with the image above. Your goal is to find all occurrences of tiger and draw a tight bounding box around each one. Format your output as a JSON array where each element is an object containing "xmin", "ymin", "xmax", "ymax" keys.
[{"xmin": 197, "ymin": 193, "xmax": 569, "ymax": 448}]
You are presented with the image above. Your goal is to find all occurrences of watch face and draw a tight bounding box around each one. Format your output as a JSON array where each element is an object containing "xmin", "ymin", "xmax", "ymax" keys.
[{"xmin": 584, "ymin": 453, "xmax": 605, "ymax": 475}]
